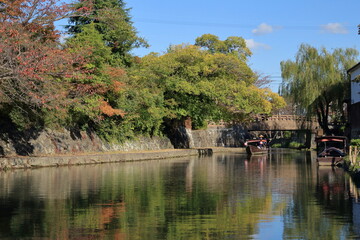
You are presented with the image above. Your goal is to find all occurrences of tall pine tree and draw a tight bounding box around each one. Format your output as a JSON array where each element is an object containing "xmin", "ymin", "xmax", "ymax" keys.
[{"xmin": 67, "ymin": 0, "xmax": 148, "ymax": 66}]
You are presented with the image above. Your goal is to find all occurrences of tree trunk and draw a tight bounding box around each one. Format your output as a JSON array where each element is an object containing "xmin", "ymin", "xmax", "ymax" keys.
[{"xmin": 316, "ymin": 100, "xmax": 331, "ymax": 135}]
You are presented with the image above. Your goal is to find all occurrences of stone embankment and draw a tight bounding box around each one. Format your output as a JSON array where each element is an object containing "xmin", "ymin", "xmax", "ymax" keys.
[
  {"xmin": 0, "ymin": 147, "xmax": 246, "ymax": 170},
  {"xmin": 0, "ymin": 126, "xmax": 247, "ymax": 170}
]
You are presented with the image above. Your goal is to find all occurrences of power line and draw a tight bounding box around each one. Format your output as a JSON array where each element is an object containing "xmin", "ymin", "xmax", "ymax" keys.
[
  {"xmin": 135, "ymin": 18, "xmax": 255, "ymax": 28},
  {"xmin": 134, "ymin": 18, "xmax": 326, "ymax": 30}
]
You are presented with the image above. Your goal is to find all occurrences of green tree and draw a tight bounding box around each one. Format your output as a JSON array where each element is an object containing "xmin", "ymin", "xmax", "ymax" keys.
[
  {"xmin": 65, "ymin": 22, "xmax": 164, "ymax": 141},
  {"xmin": 64, "ymin": 0, "xmax": 160, "ymax": 141},
  {"xmin": 65, "ymin": 23, "xmax": 135, "ymax": 141},
  {"xmin": 280, "ymin": 44, "xmax": 358, "ymax": 135},
  {"xmin": 67, "ymin": 0, "xmax": 148, "ymax": 66},
  {"xmin": 132, "ymin": 42, "xmax": 285, "ymax": 130},
  {"xmin": 195, "ymin": 34, "xmax": 252, "ymax": 61}
]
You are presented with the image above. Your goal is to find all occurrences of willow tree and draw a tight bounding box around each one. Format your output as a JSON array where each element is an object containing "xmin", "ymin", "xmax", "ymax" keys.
[{"xmin": 280, "ymin": 44, "xmax": 358, "ymax": 135}]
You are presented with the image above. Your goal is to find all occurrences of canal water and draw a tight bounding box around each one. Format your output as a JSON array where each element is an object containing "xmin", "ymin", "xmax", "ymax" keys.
[{"xmin": 0, "ymin": 149, "xmax": 360, "ymax": 239}]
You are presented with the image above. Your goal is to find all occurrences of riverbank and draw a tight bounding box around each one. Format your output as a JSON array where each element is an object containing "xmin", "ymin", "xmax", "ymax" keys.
[
  {"xmin": 0, "ymin": 126, "xmax": 247, "ymax": 156},
  {"xmin": 342, "ymin": 146, "xmax": 360, "ymax": 179},
  {"xmin": 0, "ymin": 147, "xmax": 247, "ymax": 170}
]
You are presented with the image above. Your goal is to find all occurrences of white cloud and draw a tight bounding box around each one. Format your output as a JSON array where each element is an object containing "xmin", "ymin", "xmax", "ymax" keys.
[
  {"xmin": 321, "ymin": 23, "xmax": 348, "ymax": 34},
  {"xmin": 252, "ymin": 23, "xmax": 274, "ymax": 35},
  {"xmin": 245, "ymin": 39, "xmax": 271, "ymax": 50}
]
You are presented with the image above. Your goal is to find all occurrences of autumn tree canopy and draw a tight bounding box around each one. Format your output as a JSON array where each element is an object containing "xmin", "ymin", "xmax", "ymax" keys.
[
  {"xmin": 0, "ymin": 0, "xmax": 286, "ymax": 144},
  {"xmin": 0, "ymin": 0, "xmax": 144, "ymax": 139},
  {"xmin": 0, "ymin": 0, "xmax": 90, "ymax": 129}
]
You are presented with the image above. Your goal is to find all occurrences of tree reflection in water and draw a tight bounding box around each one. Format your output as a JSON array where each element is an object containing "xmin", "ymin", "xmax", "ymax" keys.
[{"xmin": 0, "ymin": 151, "xmax": 359, "ymax": 239}]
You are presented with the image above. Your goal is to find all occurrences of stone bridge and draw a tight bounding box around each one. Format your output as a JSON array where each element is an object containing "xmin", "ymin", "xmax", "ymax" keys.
[
  {"xmin": 207, "ymin": 115, "xmax": 320, "ymax": 148},
  {"xmin": 245, "ymin": 115, "xmax": 320, "ymax": 131},
  {"xmin": 245, "ymin": 115, "xmax": 320, "ymax": 148},
  {"xmin": 208, "ymin": 115, "xmax": 320, "ymax": 131}
]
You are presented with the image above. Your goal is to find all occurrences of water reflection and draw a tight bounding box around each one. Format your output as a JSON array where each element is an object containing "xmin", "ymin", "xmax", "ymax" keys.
[
  {"xmin": 349, "ymin": 176, "xmax": 360, "ymax": 237},
  {"xmin": 316, "ymin": 166, "xmax": 350, "ymax": 209},
  {"xmin": 0, "ymin": 151, "xmax": 359, "ymax": 239}
]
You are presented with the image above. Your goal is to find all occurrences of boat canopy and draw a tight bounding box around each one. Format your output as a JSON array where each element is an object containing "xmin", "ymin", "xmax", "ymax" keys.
[
  {"xmin": 246, "ymin": 139, "xmax": 267, "ymax": 143},
  {"xmin": 315, "ymin": 136, "xmax": 347, "ymax": 143}
]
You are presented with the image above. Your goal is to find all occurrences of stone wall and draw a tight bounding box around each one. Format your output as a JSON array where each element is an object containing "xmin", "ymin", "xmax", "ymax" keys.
[
  {"xmin": 190, "ymin": 125, "xmax": 247, "ymax": 148},
  {"xmin": 0, "ymin": 125, "xmax": 247, "ymax": 157},
  {"xmin": 0, "ymin": 128, "xmax": 173, "ymax": 157},
  {"xmin": 0, "ymin": 149, "xmax": 199, "ymax": 169}
]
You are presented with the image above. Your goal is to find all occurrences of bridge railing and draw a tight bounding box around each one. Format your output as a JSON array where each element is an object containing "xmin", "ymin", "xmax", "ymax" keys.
[
  {"xmin": 208, "ymin": 115, "xmax": 318, "ymax": 127},
  {"xmin": 254, "ymin": 115, "xmax": 317, "ymax": 122}
]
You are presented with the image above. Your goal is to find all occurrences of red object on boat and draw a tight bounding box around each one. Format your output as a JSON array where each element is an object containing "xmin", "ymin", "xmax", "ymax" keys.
[
  {"xmin": 245, "ymin": 139, "xmax": 268, "ymax": 155},
  {"xmin": 315, "ymin": 136, "xmax": 347, "ymax": 166}
]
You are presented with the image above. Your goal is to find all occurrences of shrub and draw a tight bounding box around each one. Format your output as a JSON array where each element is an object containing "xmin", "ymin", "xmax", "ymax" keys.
[
  {"xmin": 283, "ymin": 131, "xmax": 292, "ymax": 139},
  {"xmin": 289, "ymin": 141, "xmax": 302, "ymax": 148},
  {"xmin": 350, "ymin": 139, "xmax": 360, "ymax": 147}
]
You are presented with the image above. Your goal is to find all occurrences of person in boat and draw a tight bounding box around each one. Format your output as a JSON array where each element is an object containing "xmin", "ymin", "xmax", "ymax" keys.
[{"xmin": 258, "ymin": 135, "xmax": 267, "ymax": 149}]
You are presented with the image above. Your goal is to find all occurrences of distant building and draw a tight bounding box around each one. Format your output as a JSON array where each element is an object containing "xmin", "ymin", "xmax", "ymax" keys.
[{"xmin": 348, "ymin": 62, "xmax": 360, "ymax": 139}]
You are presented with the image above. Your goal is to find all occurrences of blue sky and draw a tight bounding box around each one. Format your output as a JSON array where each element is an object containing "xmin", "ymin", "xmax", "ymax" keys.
[{"xmin": 125, "ymin": 0, "xmax": 360, "ymax": 92}]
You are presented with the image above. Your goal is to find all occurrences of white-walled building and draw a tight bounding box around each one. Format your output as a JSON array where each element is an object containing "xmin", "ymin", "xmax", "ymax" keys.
[{"xmin": 348, "ymin": 62, "xmax": 360, "ymax": 139}]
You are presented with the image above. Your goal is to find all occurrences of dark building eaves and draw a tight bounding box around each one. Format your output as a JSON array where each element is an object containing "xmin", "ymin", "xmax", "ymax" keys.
[{"xmin": 348, "ymin": 62, "xmax": 360, "ymax": 74}]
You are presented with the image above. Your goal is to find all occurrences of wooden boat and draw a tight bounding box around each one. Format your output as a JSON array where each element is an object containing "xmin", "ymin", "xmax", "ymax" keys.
[
  {"xmin": 315, "ymin": 136, "xmax": 347, "ymax": 166},
  {"xmin": 245, "ymin": 139, "xmax": 268, "ymax": 155}
]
